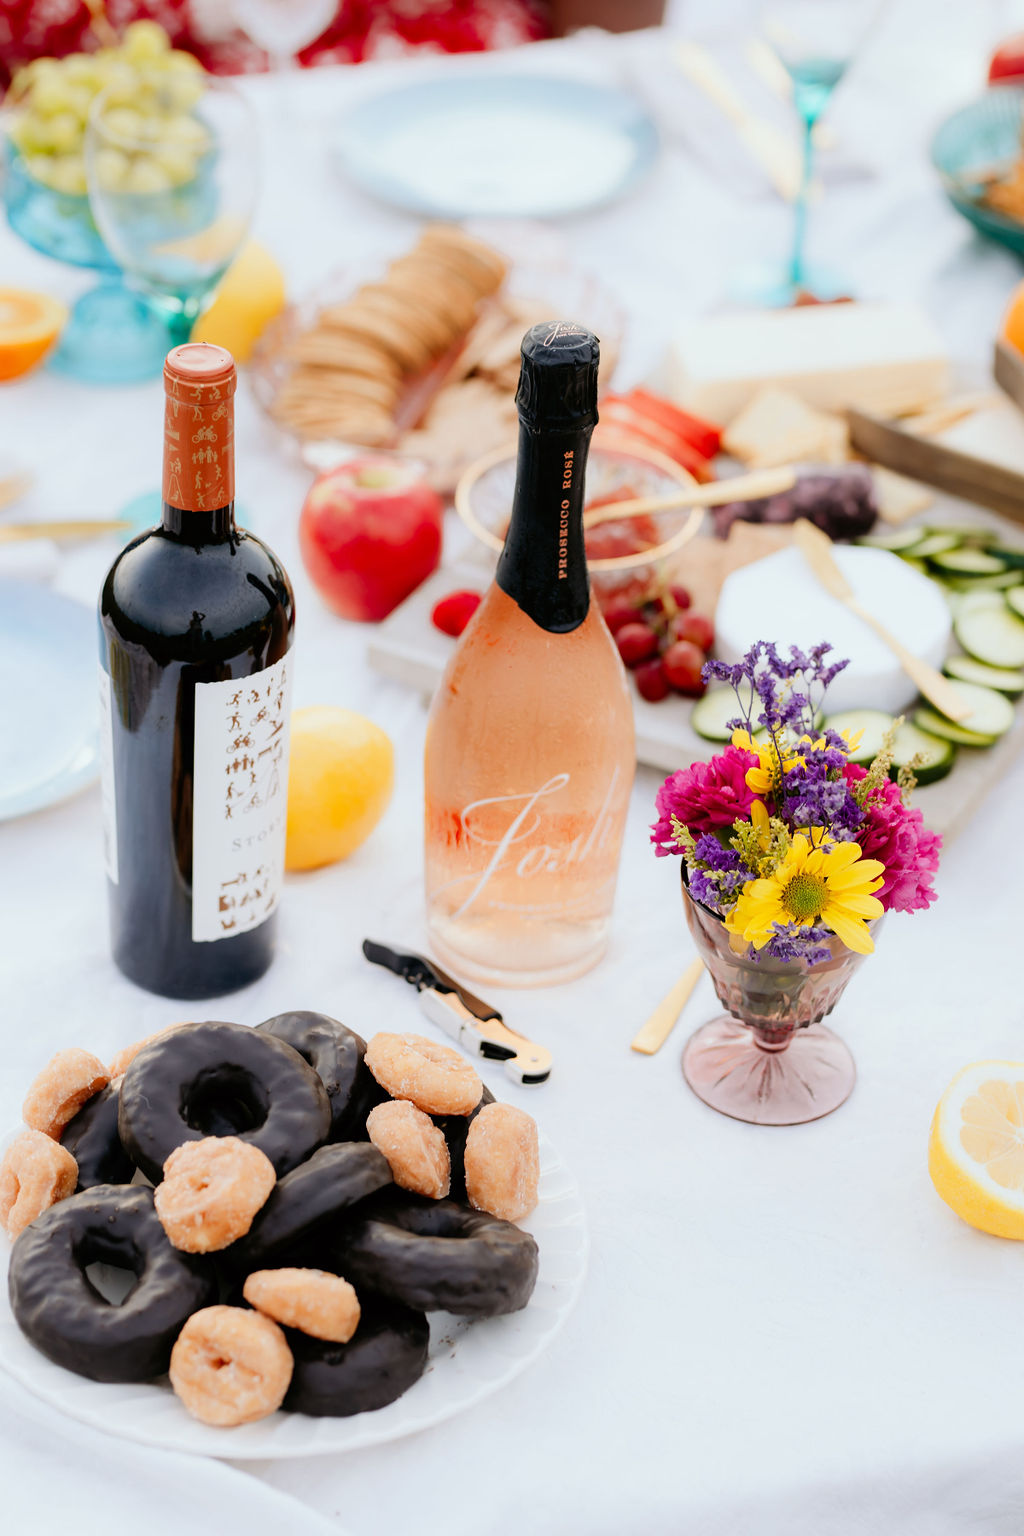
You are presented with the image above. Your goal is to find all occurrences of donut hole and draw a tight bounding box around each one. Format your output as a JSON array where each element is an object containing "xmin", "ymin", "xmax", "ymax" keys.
[
  {"xmin": 77, "ymin": 1233, "xmax": 142, "ymax": 1307},
  {"xmin": 182, "ymin": 1066, "xmax": 269, "ymax": 1138}
]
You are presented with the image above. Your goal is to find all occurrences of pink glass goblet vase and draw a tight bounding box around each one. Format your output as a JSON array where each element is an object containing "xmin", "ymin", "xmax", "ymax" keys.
[{"xmin": 680, "ymin": 877, "xmax": 876, "ymax": 1126}]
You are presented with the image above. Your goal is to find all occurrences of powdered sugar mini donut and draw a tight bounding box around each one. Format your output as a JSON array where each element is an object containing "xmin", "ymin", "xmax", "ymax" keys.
[
  {"xmin": 244, "ymin": 1268, "xmax": 361, "ymax": 1343},
  {"xmin": 364, "ymin": 1032, "xmax": 482, "ymax": 1116},
  {"xmin": 23, "ymin": 1049, "xmax": 108, "ymax": 1139},
  {"xmin": 0, "ymin": 1129, "xmax": 78, "ymax": 1239},
  {"xmin": 367, "ymin": 1100, "xmax": 450, "ymax": 1199},
  {"xmin": 154, "ymin": 1137, "xmax": 276, "ymax": 1253},
  {"xmin": 170, "ymin": 1305, "xmax": 293, "ymax": 1426},
  {"xmin": 464, "ymin": 1103, "xmax": 540, "ymax": 1223}
]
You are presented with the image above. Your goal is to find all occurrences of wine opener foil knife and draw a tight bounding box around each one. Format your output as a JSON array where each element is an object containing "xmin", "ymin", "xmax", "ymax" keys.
[{"xmin": 362, "ymin": 940, "xmax": 552, "ymax": 1086}]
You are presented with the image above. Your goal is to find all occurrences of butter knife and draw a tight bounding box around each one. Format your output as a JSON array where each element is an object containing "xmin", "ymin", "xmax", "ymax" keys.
[
  {"xmin": 791, "ymin": 518, "xmax": 970, "ymax": 722},
  {"xmin": 362, "ymin": 939, "xmax": 552, "ymax": 1085}
]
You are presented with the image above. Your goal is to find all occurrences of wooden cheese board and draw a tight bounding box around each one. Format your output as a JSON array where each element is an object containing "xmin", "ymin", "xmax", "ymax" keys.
[{"xmin": 368, "ymin": 489, "xmax": 1024, "ymax": 842}]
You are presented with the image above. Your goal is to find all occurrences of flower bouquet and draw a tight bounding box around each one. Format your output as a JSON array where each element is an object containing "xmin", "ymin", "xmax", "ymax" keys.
[{"xmin": 652, "ymin": 642, "xmax": 941, "ymax": 1125}]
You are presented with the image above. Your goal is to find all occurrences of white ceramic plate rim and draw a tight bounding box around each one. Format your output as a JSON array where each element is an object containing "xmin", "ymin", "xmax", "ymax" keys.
[{"xmin": 0, "ymin": 1131, "xmax": 587, "ymax": 1459}]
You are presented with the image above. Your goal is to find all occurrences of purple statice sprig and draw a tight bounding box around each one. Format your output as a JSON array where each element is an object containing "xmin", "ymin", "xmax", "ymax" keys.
[
  {"xmin": 780, "ymin": 742, "xmax": 863, "ymax": 841},
  {"xmin": 757, "ymin": 921, "xmax": 834, "ymax": 967},
  {"xmin": 686, "ymin": 833, "xmax": 757, "ymax": 917},
  {"xmin": 702, "ymin": 640, "xmax": 849, "ymax": 742}
]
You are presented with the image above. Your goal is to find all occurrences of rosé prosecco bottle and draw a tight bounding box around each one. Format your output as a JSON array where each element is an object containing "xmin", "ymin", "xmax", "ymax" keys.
[{"xmin": 424, "ymin": 322, "xmax": 635, "ymax": 986}]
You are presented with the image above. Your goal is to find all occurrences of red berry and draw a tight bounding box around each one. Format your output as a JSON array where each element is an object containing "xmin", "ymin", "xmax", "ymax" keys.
[
  {"xmin": 671, "ymin": 612, "xmax": 715, "ymax": 651},
  {"xmin": 635, "ymin": 658, "xmax": 670, "ymax": 702},
  {"xmin": 670, "ymin": 584, "xmax": 692, "ymax": 611},
  {"xmin": 431, "ymin": 589, "xmax": 482, "ymax": 638},
  {"xmin": 615, "ymin": 621, "xmax": 659, "ymax": 668},
  {"xmin": 600, "ymin": 600, "xmax": 640, "ymax": 635},
  {"xmin": 662, "ymin": 639, "xmax": 707, "ymax": 696}
]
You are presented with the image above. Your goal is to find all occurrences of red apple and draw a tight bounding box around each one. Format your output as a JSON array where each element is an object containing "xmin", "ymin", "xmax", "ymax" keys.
[
  {"xmin": 299, "ymin": 457, "xmax": 443, "ymax": 622},
  {"xmin": 990, "ymin": 35, "xmax": 1024, "ymax": 82}
]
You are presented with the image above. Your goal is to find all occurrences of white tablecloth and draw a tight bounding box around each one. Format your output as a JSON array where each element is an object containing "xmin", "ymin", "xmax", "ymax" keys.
[{"xmin": 4, "ymin": 4, "xmax": 1024, "ymax": 1533}]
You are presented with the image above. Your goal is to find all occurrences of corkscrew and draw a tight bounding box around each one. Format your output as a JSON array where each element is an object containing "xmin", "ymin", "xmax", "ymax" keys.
[{"xmin": 362, "ymin": 940, "xmax": 552, "ymax": 1086}]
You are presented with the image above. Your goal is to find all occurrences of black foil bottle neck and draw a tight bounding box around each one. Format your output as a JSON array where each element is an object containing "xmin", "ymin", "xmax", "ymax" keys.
[
  {"xmin": 161, "ymin": 502, "xmax": 236, "ymax": 542},
  {"xmin": 495, "ymin": 415, "xmax": 593, "ymax": 634}
]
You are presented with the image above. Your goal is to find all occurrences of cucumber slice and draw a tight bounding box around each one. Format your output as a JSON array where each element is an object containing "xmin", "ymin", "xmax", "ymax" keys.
[
  {"xmin": 928, "ymin": 525, "xmax": 999, "ymax": 546},
  {"xmin": 901, "ymin": 557, "xmax": 930, "ymax": 575},
  {"xmin": 925, "ymin": 678, "xmax": 1014, "ymax": 738},
  {"xmin": 822, "ymin": 708, "xmax": 895, "ymax": 765},
  {"xmin": 928, "ymin": 547, "xmax": 1009, "ymax": 576},
  {"xmin": 857, "ymin": 527, "xmax": 926, "ymax": 552},
  {"xmin": 913, "ymin": 708, "xmax": 997, "ymax": 748},
  {"xmin": 941, "ymin": 571, "xmax": 1024, "ymax": 593},
  {"xmin": 912, "ymin": 532, "xmax": 964, "ymax": 559},
  {"xmin": 990, "ymin": 548, "xmax": 1024, "ymax": 569},
  {"xmin": 955, "ymin": 598, "xmax": 1024, "ymax": 668},
  {"xmin": 944, "ymin": 655, "xmax": 1024, "ymax": 694},
  {"xmin": 690, "ymin": 687, "xmax": 742, "ymax": 742},
  {"xmin": 888, "ymin": 721, "xmax": 956, "ymax": 785}
]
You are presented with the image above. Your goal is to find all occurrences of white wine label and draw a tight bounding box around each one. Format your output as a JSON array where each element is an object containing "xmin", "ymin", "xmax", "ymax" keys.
[
  {"xmin": 98, "ymin": 662, "xmax": 119, "ymax": 886},
  {"xmin": 191, "ymin": 654, "xmax": 292, "ymax": 944}
]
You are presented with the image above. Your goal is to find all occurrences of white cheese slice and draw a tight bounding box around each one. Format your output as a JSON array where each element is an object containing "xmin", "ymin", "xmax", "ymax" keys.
[
  {"xmin": 667, "ymin": 302, "xmax": 950, "ymax": 423},
  {"xmin": 939, "ymin": 401, "xmax": 1024, "ymax": 475},
  {"xmin": 715, "ymin": 543, "xmax": 951, "ymax": 715}
]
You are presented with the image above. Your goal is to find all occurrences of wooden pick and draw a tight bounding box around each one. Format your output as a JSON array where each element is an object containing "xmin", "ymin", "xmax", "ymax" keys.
[
  {"xmin": 631, "ymin": 959, "xmax": 705, "ymax": 1055},
  {"xmin": 581, "ymin": 466, "xmax": 796, "ymax": 529}
]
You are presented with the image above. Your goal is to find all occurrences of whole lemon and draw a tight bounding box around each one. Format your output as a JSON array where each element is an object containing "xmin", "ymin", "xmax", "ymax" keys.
[
  {"xmin": 191, "ymin": 241, "xmax": 286, "ymax": 362},
  {"xmin": 286, "ymin": 706, "xmax": 394, "ymax": 872}
]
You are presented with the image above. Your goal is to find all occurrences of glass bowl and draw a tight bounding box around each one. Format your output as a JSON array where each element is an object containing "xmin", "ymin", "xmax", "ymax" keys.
[
  {"xmin": 931, "ymin": 87, "xmax": 1024, "ymax": 256},
  {"xmin": 455, "ymin": 436, "xmax": 702, "ymax": 601},
  {"xmin": 4, "ymin": 142, "xmax": 114, "ymax": 270}
]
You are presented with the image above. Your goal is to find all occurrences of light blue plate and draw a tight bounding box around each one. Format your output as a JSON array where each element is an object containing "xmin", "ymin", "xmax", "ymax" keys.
[
  {"xmin": 0, "ymin": 583, "xmax": 99, "ymax": 821},
  {"xmin": 931, "ymin": 88, "xmax": 1024, "ymax": 257},
  {"xmin": 332, "ymin": 74, "xmax": 659, "ymax": 220}
]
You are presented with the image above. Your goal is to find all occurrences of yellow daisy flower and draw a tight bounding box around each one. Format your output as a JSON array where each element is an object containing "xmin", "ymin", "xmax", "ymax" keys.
[
  {"xmin": 725, "ymin": 834, "xmax": 885, "ymax": 956},
  {"xmin": 731, "ymin": 728, "xmax": 802, "ymax": 798}
]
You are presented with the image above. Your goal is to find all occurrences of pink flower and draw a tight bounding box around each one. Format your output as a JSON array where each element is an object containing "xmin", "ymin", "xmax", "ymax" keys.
[
  {"xmin": 844, "ymin": 764, "xmax": 942, "ymax": 913},
  {"xmin": 651, "ymin": 747, "xmax": 759, "ymax": 853}
]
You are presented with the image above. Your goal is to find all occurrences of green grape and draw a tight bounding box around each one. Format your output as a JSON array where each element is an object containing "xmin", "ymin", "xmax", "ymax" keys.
[
  {"xmin": 30, "ymin": 75, "xmax": 73, "ymax": 117},
  {"xmin": 102, "ymin": 107, "xmax": 145, "ymax": 142},
  {"xmin": 47, "ymin": 154, "xmax": 88, "ymax": 196},
  {"xmin": 11, "ymin": 112, "xmax": 51, "ymax": 154},
  {"xmin": 127, "ymin": 157, "xmax": 172, "ymax": 194},
  {"xmin": 101, "ymin": 63, "xmax": 139, "ymax": 108},
  {"xmin": 160, "ymin": 115, "xmax": 209, "ymax": 150},
  {"xmin": 123, "ymin": 21, "xmax": 172, "ymax": 62},
  {"xmin": 25, "ymin": 154, "xmax": 58, "ymax": 188},
  {"xmin": 47, "ymin": 111, "xmax": 82, "ymax": 154},
  {"xmin": 66, "ymin": 84, "xmax": 98, "ymax": 124},
  {"xmin": 152, "ymin": 144, "xmax": 198, "ymax": 187},
  {"xmin": 167, "ymin": 50, "xmax": 203, "ymax": 74},
  {"xmin": 94, "ymin": 146, "xmax": 131, "ymax": 192},
  {"xmin": 65, "ymin": 56, "xmax": 102, "ymax": 89},
  {"xmin": 161, "ymin": 73, "xmax": 204, "ymax": 113}
]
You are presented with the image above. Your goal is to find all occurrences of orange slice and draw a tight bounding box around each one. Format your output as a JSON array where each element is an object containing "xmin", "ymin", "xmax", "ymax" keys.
[
  {"xmin": 1001, "ymin": 279, "xmax": 1024, "ymax": 357},
  {"xmin": 0, "ymin": 289, "xmax": 67, "ymax": 381}
]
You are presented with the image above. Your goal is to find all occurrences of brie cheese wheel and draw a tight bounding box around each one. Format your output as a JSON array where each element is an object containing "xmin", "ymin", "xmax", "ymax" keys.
[{"xmin": 715, "ymin": 544, "xmax": 951, "ymax": 716}]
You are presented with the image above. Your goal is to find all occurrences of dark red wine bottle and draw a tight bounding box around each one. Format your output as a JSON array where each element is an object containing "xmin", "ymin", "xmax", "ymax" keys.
[{"xmin": 99, "ymin": 343, "xmax": 295, "ymax": 999}]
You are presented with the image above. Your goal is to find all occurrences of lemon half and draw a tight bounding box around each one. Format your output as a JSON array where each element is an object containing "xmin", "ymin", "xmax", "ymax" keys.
[{"xmin": 929, "ymin": 1060, "xmax": 1024, "ymax": 1238}]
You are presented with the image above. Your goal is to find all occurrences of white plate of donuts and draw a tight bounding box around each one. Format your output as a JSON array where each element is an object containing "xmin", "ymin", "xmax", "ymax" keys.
[{"xmin": 0, "ymin": 1015, "xmax": 587, "ymax": 1459}]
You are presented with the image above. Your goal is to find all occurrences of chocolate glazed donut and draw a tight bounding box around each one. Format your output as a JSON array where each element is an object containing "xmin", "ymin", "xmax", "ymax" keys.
[
  {"xmin": 256, "ymin": 1011, "xmax": 387, "ymax": 1141},
  {"xmin": 228, "ymin": 1143, "xmax": 393, "ymax": 1271},
  {"xmin": 283, "ymin": 1293, "xmax": 429, "ymax": 1417},
  {"xmin": 333, "ymin": 1191, "xmax": 539, "ymax": 1318},
  {"xmin": 118, "ymin": 1021, "xmax": 331, "ymax": 1183},
  {"xmin": 60, "ymin": 1084, "xmax": 135, "ymax": 1189},
  {"xmin": 8, "ymin": 1186, "xmax": 217, "ymax": 1382}
]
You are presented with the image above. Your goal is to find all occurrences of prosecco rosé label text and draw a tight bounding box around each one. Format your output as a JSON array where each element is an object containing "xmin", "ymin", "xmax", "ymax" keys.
[{"xmin": 443, "ymin": 766, "xmax": 624, "ymax": 921}]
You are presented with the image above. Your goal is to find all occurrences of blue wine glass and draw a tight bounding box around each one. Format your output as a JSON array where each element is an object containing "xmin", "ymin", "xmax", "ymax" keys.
[
  {"xmin": 742, "ymin": 0, "xmax": 884, "ymax": 305},
  {"xmin": 86, "ymin": 73, "xmax": 259, "ymax": 351}
]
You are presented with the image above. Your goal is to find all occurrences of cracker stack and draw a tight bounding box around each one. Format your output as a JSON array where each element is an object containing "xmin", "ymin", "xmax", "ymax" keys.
[{"xmin": 272, "ymin": 225, "xmax": 508, "ymax": 445}]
